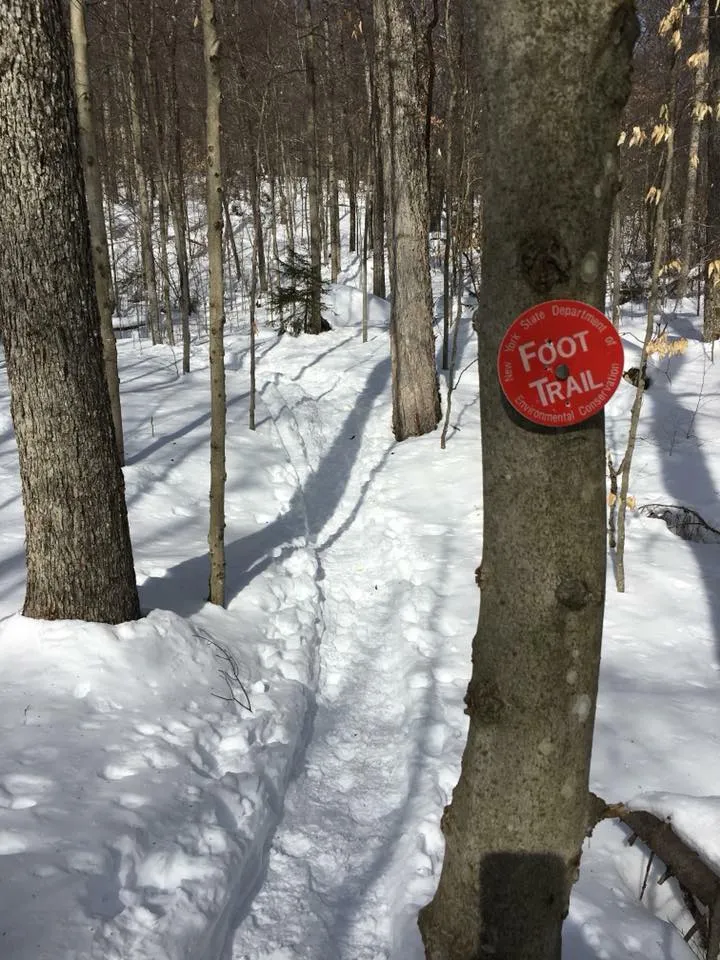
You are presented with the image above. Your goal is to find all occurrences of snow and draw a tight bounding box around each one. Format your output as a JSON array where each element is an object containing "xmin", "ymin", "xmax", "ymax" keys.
[{"xmin": 2, "ymin": 263, "xmax": 720, "ymax": 959}]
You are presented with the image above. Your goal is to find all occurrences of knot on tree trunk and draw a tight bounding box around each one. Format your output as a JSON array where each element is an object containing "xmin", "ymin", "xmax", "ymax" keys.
[
  {"xmin": 555, "ymin": 578, "xmax": 591, "ymax": 611},
  {"xmin": 519, "ymin": 232, "xmax": 570, "ymax": 294}
]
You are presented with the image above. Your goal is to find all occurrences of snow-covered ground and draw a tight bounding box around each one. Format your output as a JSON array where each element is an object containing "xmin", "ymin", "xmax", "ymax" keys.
[{"xmin": 1, "ymin": 273, "xmax": 720, "ymax": 960}]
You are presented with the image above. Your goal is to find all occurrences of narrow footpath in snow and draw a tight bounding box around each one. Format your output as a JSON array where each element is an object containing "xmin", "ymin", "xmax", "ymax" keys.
[{"xmin": 231, "ymin": 306, "xmax": 481, "ymax": 960}]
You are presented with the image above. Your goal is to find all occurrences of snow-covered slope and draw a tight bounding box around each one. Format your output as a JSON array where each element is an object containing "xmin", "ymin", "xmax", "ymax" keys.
[{"xmin": 0, "ymin": 287, "xmax": 719, "ymax": 960}]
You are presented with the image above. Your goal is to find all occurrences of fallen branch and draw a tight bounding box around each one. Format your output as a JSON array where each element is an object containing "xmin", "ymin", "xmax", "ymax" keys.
[
  {"xmin": 590, "ymin": 792, "xmax": 720, "ymax": 958},
  {"xmin": 639, "ymin": 503, "xmax": 720, "ymax": 544}
]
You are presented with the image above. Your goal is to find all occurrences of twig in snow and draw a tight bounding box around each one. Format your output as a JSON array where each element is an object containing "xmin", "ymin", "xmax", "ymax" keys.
[{"xmin": 196, "ymin": 629, "xmax": 252, "ymax": 711}]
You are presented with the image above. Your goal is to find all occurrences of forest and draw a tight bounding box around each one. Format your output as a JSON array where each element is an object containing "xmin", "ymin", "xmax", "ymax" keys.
[{"xmin": 0, "ymin": 1, "xmax": 719, "ymax": 959}]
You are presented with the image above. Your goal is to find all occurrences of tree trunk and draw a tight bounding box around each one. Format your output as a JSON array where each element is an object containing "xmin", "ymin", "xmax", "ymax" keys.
[
  {"xmin": 704, "ymin": 0, "xmax": 720, "ymax": 341},
  {"xmin": 372, "ymin": 126, "xmax": 387, "ymax": 298},
  {"xmin": 145, "ymin": 62, "xmax": 175, "ymax": 347},
  {"xmin": 167, "ymin": 17, "xmax": 191, "ymax": 373},
  {"xmin": 616, "ymin": 50, "xmax": 678, "ymax": 593},
  {"xmin": 249, "ymin": 244, "xmax": 258, "ymax": 432},
  {"xmin": 0, "ymin": 0, "xmax": 140, "ymax": 624},
  {"xmin": 348, "ymin": 143, "xmax": 358, "ymax": 255},
  {"xmin": 418, "ymin": 3, "xmax": 637, "ymax": 958},
  {"xmin": 374, "ymin": 0, "xmax": 440, "ymax": 440},
  {"xmin": 126, "ymin": 11, "xmax": 161, "ymax": 345},
  {"xmin": 70, "ymin": 0, "xmax": 125, "ymax": 465},
  {"xmin": 157, "ymin": 186, "xmax": 175, "ymax": 346},
  {"xmin": 679, "ymin": 0, "xmax": 709, "ymax": 301},
  {"xmin": 322, "ymin": 17, "xmax": 342, "ymax": 283},
  {"xmin": 279, "ymin": 130, "xmax": 296, "ymax": 250},
  {"xmin": 249, "ymin": 150, "xmax": 268, "ymax": 295},
  {"xmin": 100, "ymin": 96, "xmax": 120, "ymax": 207},
  {"xmin": 202, "ymin": 0, "xmax": 227, "ymax": 606},
  {"xmin": 303, "ymin": 0, "xmax": 324, "ymax": 334},
  {"xmin": 373, "ymin": 7, "xmax": 394, "ymax": 287},
  {"xmin": 223, "ymin": 194, "xmax": 244, "ymax": 290},
  {"xmin": 611, "ymin": 196, "xmax": 622, "ymax": 327},
  {"xmin": 424, "ymin": 0, "xmax": 439, "ymax": 206},
  {"xmin": 442, "ymin": 192, "xmax": 451, "ymax": 371},
  {"xmin": 362, "ymin": 158, "xmax": 371, "ymax": 344}
]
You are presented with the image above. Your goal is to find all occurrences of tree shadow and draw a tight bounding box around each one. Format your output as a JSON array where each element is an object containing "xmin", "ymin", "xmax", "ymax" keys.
[
  {"xmin": 643, "ymin": 326, "xmax": 720, "ymax": 663},
  {"xmin": 140, "ymin": 355, "xmax": 392, "ymax": 615},
  {"xmin": 126, "ymin": 391, "xmax": 248, "ymax": 468}
]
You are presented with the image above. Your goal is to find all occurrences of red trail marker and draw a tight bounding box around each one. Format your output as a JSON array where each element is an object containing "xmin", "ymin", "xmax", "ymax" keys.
[{"xmin": 497, "ymin": 299, "xmax": 624, "ymax": 427}]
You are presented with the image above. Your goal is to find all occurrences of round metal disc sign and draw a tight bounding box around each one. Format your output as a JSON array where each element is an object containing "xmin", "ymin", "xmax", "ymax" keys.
[{"xmin": 497, "ymin": 300, "xmax": 624, "ymax": 426}]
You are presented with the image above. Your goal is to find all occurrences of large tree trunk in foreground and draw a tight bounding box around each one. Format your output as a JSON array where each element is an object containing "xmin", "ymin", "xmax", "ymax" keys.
[
  {"xmin": 202, "ymin": 0, "xmax": 227, "ymax": 606},
  {"xmin": 0, "ymin": 0, "xmax": 140, "ymax": 624},
  {"xmin": 374, "ymin": 0, "xmax": 441, "ymax": 440},
  {"xmin": 70, "ymin": 0, "xmax": 125, "ymax": 465},
  {"xmin": 418, "ymin": 3, "xmax": 637, "ymax": 959}
]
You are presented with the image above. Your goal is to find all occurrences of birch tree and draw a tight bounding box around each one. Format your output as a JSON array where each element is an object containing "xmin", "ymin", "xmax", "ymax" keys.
[
  {"xmin": 0, "ymin": 0, "xmax": 140, "ymax": 624},
  {"xmin": 418, "ymin": 3, "xmax": 638, "ymax": 958}
]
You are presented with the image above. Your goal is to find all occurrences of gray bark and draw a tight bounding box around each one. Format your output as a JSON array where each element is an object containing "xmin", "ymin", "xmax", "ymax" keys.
[
  {"xmin": 704, "ymin": 0, "xmax": 720, "ymax": 341},
  {"xmin": 322, "ymin": 17, "xmax": 342, "ymax": 283},
  {"xmin": 355, "ymin": 0, "xmax": 386, "ymax": 298},
  {"xmin": 303, "ymin": 0, "xmax": 324, "ymax": 334},
  {"xmin": 611, "ymin": 197, "xmax": 622, "ymax": 327},
  {"xmin": 374, "ymin": 0, "xmax": 441, "ymax": 440},
  {"xmin": 166, "ymin": 18, "xmax": 191, "ymax": 373},
  {"xmin": 70, "ymin": 0, "xmax": 125, "ymax": 464},
  {"xmin": 616, "ymin": 50, "xmax": 678, "ymax": 593},
  {"xmin": 202, "ymin": 0, "xmax": 227, "ymax": 606},
  {"xmin": 0, "ymin": 0, "xmax": 140, "ymax": 624},
  {"xmin": 126, "ymin": 9, "xmax": 160, "ymax": 345},
  {"xmin": 678, "ymin": 0, "xmax": 709, "ymax": 300},
  {"xmin": 145, "ymin": 64, "xmax": 175, "ymax": 347},
  {"xmin": 418, "ymin": 3, "xmax": 637, "ymax": 958},
  {"xmin": 249, "ymin": 152, "xmax": 268, "ymax": 296}
]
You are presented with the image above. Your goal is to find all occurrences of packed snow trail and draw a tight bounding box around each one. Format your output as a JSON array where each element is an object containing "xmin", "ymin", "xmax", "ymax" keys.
[{"xmin": 231, "ymin": 318, "xmax": 480, "ymax": 960}]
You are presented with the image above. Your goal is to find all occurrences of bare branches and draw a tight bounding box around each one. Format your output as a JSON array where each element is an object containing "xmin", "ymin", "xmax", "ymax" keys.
[{"xmin": 196, "ymin": 628, "xmax": 252, "ymax": 712}]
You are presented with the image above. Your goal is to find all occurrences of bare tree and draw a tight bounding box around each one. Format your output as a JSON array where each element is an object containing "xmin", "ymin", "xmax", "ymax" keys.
[
  {"xmin": 616, "ymin": 13, "xmax": 680, "ymax": 592},
  {"xmin": 418, "ymin": 2, "xmax": 638, "ymax": 957},
  {"xmin": 704, "ymin": 0, "xmax": 720, "ymax": 341},
  {"xmin": 70, "ymin": 0, "xmax": 125, "ymax": 465},
  {"xmin": 0, "ymin": 0, "xmax": 140, "ymax": 624},
  {"xmin": 126, "ymin": 3, "xmax": 161, "ymax": 345},
  {"xmin": 678, "ymin": 0, "xmax": 709, "ymax": 301},
  {"xmin": 302, "ymin": 0, "xmax": 325, "ymax": 334},
  {"xmin": 373, "ymin": 0, "xmax": 441, "ymax": 440},
  {"xmin": 202, "ymin": 0, "xmax": 227, "ymax": 605}
]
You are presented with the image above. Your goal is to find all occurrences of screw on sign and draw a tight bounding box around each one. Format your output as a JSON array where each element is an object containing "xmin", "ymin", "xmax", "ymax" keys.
[{"xmin": 497, "ymin": 300, "xmax": 624, "ymax": 427}]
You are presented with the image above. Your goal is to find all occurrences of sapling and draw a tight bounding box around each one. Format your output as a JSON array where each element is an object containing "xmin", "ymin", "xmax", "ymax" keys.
[{"xmin": 614, "ymin": 9, "xmax": 681, "ymax": 592}]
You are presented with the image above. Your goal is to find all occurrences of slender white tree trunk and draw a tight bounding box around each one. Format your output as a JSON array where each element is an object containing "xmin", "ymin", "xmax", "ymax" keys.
[{"xmin": 70, "ymin": 0, "xmax": 125, "ymax": 464}]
